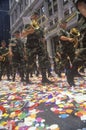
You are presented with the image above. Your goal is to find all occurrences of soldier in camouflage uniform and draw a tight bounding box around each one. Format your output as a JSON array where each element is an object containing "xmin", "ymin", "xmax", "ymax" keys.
[
  {"xmin": 9, "ymin": 31, "xmax": 25, "ymax": 82},
  {"xmin": 25, "ymin": 11, "xmax": 52, "ymax": 84},
  {"xmin": 58, "ymin": 21, "xmax": 76, "ymax": 86},
  {"xmin": 53, "ymin": 40, "xmax": 64, "ymax": 77},
  {"xmin": 72, "ymin": 0, "xmax": 86, "ymax": 73},
  {"xmin": 0, "ymin": 40, "xmax": 10, "ymax": 80}
]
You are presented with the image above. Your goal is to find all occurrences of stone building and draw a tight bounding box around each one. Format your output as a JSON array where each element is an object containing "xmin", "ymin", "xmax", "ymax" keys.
[{"xmin": 9, "ymin": 0, "xmax": 77, "ymax": 58}]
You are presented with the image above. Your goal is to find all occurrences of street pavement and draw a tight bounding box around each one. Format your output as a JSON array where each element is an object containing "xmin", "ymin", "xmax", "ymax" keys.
[{"xmin": 0, "ymin": 74, "xmax": 86, "ymax": 130}]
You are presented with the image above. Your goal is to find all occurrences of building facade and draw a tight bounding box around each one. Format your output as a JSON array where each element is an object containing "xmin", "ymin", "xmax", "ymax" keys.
[
  {"xmin": 0, "ymin": 0, "xmax": 10, "ymax": 44},
  {"xmin": 9, "ymin": 0, "xmax": 77, "ymax": 57}
]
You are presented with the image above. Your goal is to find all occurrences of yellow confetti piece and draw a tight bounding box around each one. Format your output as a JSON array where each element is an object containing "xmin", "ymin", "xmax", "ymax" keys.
[
  {"xmin": 58, "ymin": 104, "xmax": 64, "ymax": 108},
  {"xmin": 59, "ymin": 111, "xmax": 66, "ymax": 114},
  {"xmin": 30, "ymin": 114, "xmax": 36, "ymax": 118},
  {"xmin": 66, "ymin": 109, "xmax": 73, "ymax": 114},
  {"xmin": 18, "ymin": 112, "xmax": 22, "ymax": 116},
  {"xmin": 10, "ymin": 112, "xmax": 16, "ymax": 118},
  {"xmin": 2, "ymin": 113, "xmax": 9, "ymax": 117},
  {"xmin": 39, "ymin": 100, "xmax": 44, "ymax": 103},
  {"xmin": 15, "ymin": 126, "xmax": 19, "ymax": 130},
  {"xmin": 0, "ymin": 121, "xmax": 7, "ymax": 126}
]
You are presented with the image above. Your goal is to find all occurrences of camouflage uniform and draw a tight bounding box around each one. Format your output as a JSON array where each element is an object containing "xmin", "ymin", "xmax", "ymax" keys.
[
  {"xmin": 9, "ymin": 38, "xmax": 25, "ymax": 81},
  {"xmin": 0, "ymin": 46, "xmax": 10, "ymax": 80},
  {"xmin": 26, "ymin": 27, "xmax": 52, "ymax": 83},
  {"xmin": 78, "ymin": 15, "xmax": 86, "ymax": 48},
  {"xmin": 69, "ymin": 0, "xmax": 86, "ymax": 83},
  {"xmin": 53, "ymin": 41, "xmax": 64, "ymax": 77},
  {"xmin": 71, "ymin": 13, "xmax": 86, "ymax": 74},
  {"xmin": 58, "ymin": 29, "xmax": 76, "ymax": 86}
]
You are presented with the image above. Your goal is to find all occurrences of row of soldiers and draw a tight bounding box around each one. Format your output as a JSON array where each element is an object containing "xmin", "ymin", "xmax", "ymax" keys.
[
  {"xmin": 0, "ymin": 0, "xmax": 86, "ymax": 86},
  {"xmin": 0, "ymin": 11, "xmax": 53, "ymax": 84}
]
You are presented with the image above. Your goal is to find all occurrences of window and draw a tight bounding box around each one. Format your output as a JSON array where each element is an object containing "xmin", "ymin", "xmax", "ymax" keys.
[
  {"xmin": 63, "ymin": 0, "xmax": 68, "ymax": 4},
  {"xmin": 10, "ymin": 0, "xmax": 12, "ymax": 3},
  {"xmin": 49, "ymin": 9, "xmax": 53, "ymax": 16},
  {"xmin": 64, "ymin": 9, "xmax": 69, "ymax": 17},
  {"xmin": 53, "ymin": 0, "xmax": 57, "ymax": 2},
  {"xmin": 38, "ymin": 19, "xmax": 41, "ymax": 24},
  {"xmin": 12, "ymin": 13, "xmax": 14, "ymax": 24},
  {"xmin": 41, "ymin": 5, "xmax": 45, "ymax": 14},
  {"xmin": 48, "ymin": 0, "xmax": 52, "ymax": 7},
  {"xmin": 54, "ymin": 4, "xmax": 58, "ymax": 12},
  {"xmin": 71, "ymin": 6, "xmax": 76, "ymax": 12},
  {"xmin": 42, "ymin": 6, "xmax": 45, "ymax": 13},
  {"xmin": 19, "ymin": 2, "xmax": 23, "ymax": 13},
  {"xmin": 48, "ymin": 0, "xmax": 52, "ymax": 4},
  {"xmin": 25, "ymin": 0, "xmax": 28, "ymax": 6},
  {"xmin": 14, "ymin": 9, "xmax": 17, "ymax": 19},
  {"xmin": 54, "ymin": 17, "xmax": 58, "ymax": 23},
  {"xmin": 42, "ymin": 17, "xmax": 46, "ymax": 22},
  {"xmin": 53, "ymin": 0, "xmax": 57, "ymax": 5},
  {"xmin": 50, "ymin": 20, "xmax": 53, "ymax": 26}
]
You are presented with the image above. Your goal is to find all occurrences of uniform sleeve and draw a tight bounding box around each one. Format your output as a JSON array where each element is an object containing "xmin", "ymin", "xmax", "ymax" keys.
[
  {"xmin": 58, "ymin": 29, "xmax": 69, "ymax": 40},
  {"xmin": 58, "ymin": 29, "xmax": 65, "ymax": 40},
  {"xmin": 35, "ymin": 28, "xmax": 44, "ymax": 38},
  {"xmin": 40, "ymin": 29, "xmax": 45, "ymax": 38},
  {"xmin": 59, "ymin": 29, "xmax": 63, "ymax": 37}
]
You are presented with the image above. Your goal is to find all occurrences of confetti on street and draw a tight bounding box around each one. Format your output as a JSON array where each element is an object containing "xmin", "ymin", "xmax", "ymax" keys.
[{"xmin": 0, "ymin": 75, "xmax": 86, "ymax": 130}]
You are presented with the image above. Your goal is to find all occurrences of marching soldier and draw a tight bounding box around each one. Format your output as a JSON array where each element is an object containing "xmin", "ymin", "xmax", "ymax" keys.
[
  {"xmin": 74, "ymin": 0, "xmax": 86, "ymax": 48},
  {"xmin": 72, "ymin": 0, "xmax": 86, "ymax": 74},
  {"xmin": 24, "ymin": 11, "xmax": 52, "ymax": 84},
  {"xmin": 58, "ymin": 21, "xmax": 76, "ymax": 86},
  {"xmin": 0, "ymin": 40, "xmax": 10, "ymax": 80},
  {"xmin": 9, "ymin": 31, "xmax": 25, "ymax": 82}
]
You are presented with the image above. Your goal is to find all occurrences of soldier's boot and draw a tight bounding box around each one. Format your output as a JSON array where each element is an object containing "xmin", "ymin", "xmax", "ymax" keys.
[
  {"xmin": 0, "ymin": 70, "xmax": 2, "ymax": 80},
  {"xmin": 13, "ymin": 77, "xmax": 15, "ymax": 82},
  {"xmin": 12, "ymin": 73, "xmax": 15, "ymax": 81},
  {"xmin": 7, "ymin": 77, "xmax": 11, "ymax": 81},
  {"xmin": 47, "ymin": 69, "xmax": 52, "ymax": 77},
  {"xmin": 26, "ymin": 73, "xmax": 32, "ymax": 84},
  {"xmin": 21, "ymin": 78, "xmax": 25, "ymax": 82},
  {"xmin": 7, "ymin": 73, "xmax": 11, "ymax": 81},
  {"xmin": 36, "ymin": 70, "xmax": 39, "ymax": 77},
  {"xmin": 20, "ymin": 74, "xmax": 25, "ymax": 82},
  {"xmin": 41, "ymin": 69, "xmax": 53, "ymax": 84},
  {"xmin": 0, "ymin": 73, "xmax": 2, "ymax": 81},
  {"xmin": 30, "ymin": 72, "xmax": 33, "ymax": 77},
  {"xmin": 66, "ymin": 69, "xmax": 75, "ymax": 87},
  {"xmin": 0, "ymin": 76, "xmax": 2, "ymax": 81}
]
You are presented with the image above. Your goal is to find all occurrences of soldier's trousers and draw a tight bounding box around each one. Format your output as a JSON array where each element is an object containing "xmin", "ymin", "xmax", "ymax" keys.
[
  {"xmin": 26, "ymin": 45, "xmax": 50, "ymax": 82},
  {"xmin": 12, "ymin": 59, "xmax": 25, "ymax": 81},
  {"xmin": 66, "ymin": 48, "xmax": 86, "ymax": 86},
  {"xmin": 0, "ymin": 61, "xmax": 10, "ymax": 80}
]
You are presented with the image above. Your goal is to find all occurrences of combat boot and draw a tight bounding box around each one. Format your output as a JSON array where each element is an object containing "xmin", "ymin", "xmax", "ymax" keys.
[
  {"xmin": 42, "ymin": 78, "xmax": 53, "ymax": 84},
  {"xmin": 26, "ymin": 79, "xmax": 33, "ymax": 84},
  {"xmin": 41, "ymin": 69, "xmax": 53, "ymax": 84}
]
